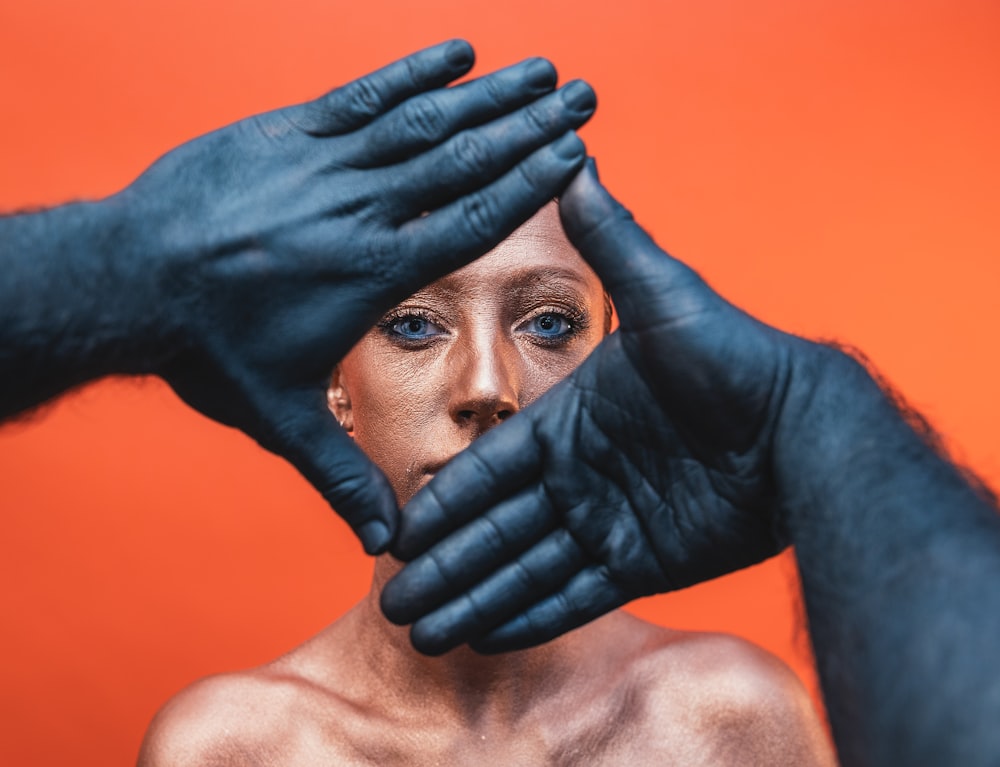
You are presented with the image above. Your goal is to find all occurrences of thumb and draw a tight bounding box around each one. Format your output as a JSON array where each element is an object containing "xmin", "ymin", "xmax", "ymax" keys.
[
  {"xmin": 559, "ymin": 159, "xmax": 702, "ymax": 329},
  {"xmin": 261, "ymin": 395, "xmax": 399, "ymax": 555}
]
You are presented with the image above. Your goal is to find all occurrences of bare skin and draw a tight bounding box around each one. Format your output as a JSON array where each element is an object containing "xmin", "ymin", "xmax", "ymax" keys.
[{"xmin": 139, "ymin": 204, "xmax": 836, "ymax": 767}]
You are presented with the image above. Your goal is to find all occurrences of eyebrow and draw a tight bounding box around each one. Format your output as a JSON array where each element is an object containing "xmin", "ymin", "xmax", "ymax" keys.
[
  {"xmin": 409, "ymin": 266, "xmax": 594, "ymax": 303},
  {"xmin": 503, "ymin": 266, "xmax": 594, "ymax": 290},
  {"xmin": 502, "ymin": 269, "xmax": 593, "ymax": 308}
]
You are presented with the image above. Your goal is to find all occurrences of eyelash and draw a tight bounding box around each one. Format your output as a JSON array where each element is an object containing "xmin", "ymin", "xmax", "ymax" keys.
[
  {"xmin": 517, "ymin": 305, "xmax": 590, "ymax": 347},
  {"xmin": 376, "ymin": 305, "xmax": 591, "ymax": 348},
  {"xmin": 377, "ymin": 308, "xmax": 447, "ymax": 347}
]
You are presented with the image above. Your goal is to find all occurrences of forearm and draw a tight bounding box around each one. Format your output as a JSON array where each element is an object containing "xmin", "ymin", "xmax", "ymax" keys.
[
  {"xmin": 0, "ymin": 197, "xmax": 165, "ymax": 418},
  {"xmin": 777, "ymin": 345, "xmax": 1000, "ymax": 766}
]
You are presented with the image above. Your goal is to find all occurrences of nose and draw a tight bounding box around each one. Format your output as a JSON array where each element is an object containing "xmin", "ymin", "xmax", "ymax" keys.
[{"xmin": 448, "ymin": 332, "xmax": 520, "ymax": 435}]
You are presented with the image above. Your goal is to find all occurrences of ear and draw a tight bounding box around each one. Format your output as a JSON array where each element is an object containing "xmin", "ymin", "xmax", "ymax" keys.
[{"xmin": 327, "ymin": 367, "xmax": 354, "ymax": 433}]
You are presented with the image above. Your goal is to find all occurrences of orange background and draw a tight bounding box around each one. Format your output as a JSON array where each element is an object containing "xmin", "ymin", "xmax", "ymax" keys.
[{"xmin": 1, "ymin": 1, "xmax": 998, "ymax": 763}]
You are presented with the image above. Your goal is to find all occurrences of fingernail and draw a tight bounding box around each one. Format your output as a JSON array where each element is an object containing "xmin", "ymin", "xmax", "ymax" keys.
[
  {"xmin": 553, "ymin": 131, "xmax": 585, "ymax": 160},
  {"xmin": 561, "ymin": 80, "xmax": 596, "ymax": 114},
  {"xmin": 445, "ymin": 40, "xmax": 474, "ymax": 69},
  {"xmin": 523, "ymin": 57, "xmax": 557, "ymax": 91},
  {"xmin": 359, "ymin": 520, "xmax": 392, "ymax": 555}
]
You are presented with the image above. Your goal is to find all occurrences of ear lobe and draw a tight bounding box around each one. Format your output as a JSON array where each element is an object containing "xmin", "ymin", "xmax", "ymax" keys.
[{"xmin": 327, "ymin": 368, "xmax": 354, "ymax": 433}]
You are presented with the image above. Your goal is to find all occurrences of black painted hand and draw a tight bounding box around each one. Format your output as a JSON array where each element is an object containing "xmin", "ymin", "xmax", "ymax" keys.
[
  {"xmin": 112, "ymin": 41, "xmax": 594, "ymax": 553},
  {"xmin": 383, "ymin": 161, "xmax": 819, "ymax": 652}
]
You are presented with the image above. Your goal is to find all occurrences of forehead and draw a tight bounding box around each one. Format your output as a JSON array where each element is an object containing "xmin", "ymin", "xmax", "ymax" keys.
[{"xmin": 425, "ymin": 202, "xmax": 602, "ymax": 299}]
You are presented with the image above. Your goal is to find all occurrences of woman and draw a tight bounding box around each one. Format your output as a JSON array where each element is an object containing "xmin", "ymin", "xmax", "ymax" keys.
[{"xmin": 138, "ymin": 203, "xmax": 837, "ymax": 766}]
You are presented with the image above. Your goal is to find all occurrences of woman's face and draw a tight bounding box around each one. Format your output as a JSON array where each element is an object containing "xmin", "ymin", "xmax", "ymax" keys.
[{"xmin": 329, "ymin": 203, "xmax": 606, "ymax": 507}]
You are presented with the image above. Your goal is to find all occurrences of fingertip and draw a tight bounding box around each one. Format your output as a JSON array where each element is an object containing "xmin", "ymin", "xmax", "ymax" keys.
[
  {"xmin": 468, "ymin": 637, "xmax": 506, "ymax": 655},
  {"xmin": 559, "ymin": 79, "xmax": 597, "ymax": 115},
  {"xmin": 387, "ymin": 537, "xmax": 408, "ymax": 561},
  {"xmin": 444, "ymin": 39, "xmax": 475, "ymax": 71},
  {"xmin": 571, "ymin": 157, "xmax": 604, "ymax": 203},
  {"xmin": 472, "ymin": 622, "xmax": 531, "ymax": 654},
  {"xmin": 563, "ymin": 154, "xmax": 604, "ymax": 203},
  {"xmin": 522, "ymin": 57, "xmax": 558, "ymax": 90},
  {"xmin": 389, "ymin": 531, "xmax": 424, "ymax": 563},
  {"xmin": 390, "ymin": 497, "xmax": 429, "ymax": 561},
  {"xmin": 379, "ymin": 576, "xmax": 410, "ymax": 625},
  {"xmin": 378, "ymin": 556, "xmax": 436, "ymax": 624},
  {"xmin": 319, "ymin": 431, "xmax": 400, "ymax": 554},
  {"xmin": 410, "ymin": 621, "xmax": 456, "ymax": 657},
  {"xmin": 381, "ymin": 546, "xmax": 461, "ymax": 625},
  {"xmin": 358, "ymin": 519, "xmax": 393, "ymax": 555},
  {"xmin": 560, "ymin": 159, "xmax": 611, "ymax": 242}
]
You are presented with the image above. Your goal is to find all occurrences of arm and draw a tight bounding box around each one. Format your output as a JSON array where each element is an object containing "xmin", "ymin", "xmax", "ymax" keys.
[
  {"xmin": 384, "ymin": 162, "xmax": 1000, "ymax": 765},
  {"xmin": 778, "ymin": 349, "xmax": 1000, "ymax": 766},
  {"xmin": 0, "ymin": 198, "xmax": 155, "ymax": 416},
  {"xmin": 0, "ymin": 40, "xmax": 595, "ymax": 552}
]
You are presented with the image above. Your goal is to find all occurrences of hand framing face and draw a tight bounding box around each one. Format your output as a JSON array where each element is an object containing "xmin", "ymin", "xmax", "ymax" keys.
[
  {"xmin": 118, "ymin": 41, "xmax": 595, "ymax": 553},
  {"xmin": 383, "ymin": 162, "xmax": 812, "ymax": 653}
]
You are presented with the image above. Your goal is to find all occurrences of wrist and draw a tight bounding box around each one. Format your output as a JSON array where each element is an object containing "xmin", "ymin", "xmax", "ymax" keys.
[
  {"xmin": 0, "ymin": 198, "xmax": 169, "ymax": 416},
  {"xmin": 771, "ymin": 342, "xmax": 913, "ymax": 535},
  {"xmin": 11, "ymin": 195, "xmax": 179, "ymax": 378},
  {"xmin": 100, "ymin": 187, "xmax": 189, "ymax": 376},
  {"xmin": 772, "ymin": 337, "xmax": 994, "ymax": 556}
]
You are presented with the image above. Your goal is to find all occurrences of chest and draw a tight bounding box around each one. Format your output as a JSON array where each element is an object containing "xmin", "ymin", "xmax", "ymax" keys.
[{"xmin": 274, "ymin": 702, "xmax": 718, "ymax": 767}]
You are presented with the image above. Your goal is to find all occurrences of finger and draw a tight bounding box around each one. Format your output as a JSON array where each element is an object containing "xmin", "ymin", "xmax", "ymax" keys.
[
  {"xmin": 407, "ymin": 529, "xmax": 590, "ymax": 656},
  {"xmin": 559, "ymin": 159, "xmax": 705, "ymax": 330},
  {"xmin": 470, "ymin": 566, "xmax": 629, "ymax": 654},
  {"xmin": 391, "ymin": 80, "xmax": 596, "ymax": 219},
  {"xmin": 351, "ymin": 57, "xmax": 558, "ymax": 167},
  {"xmin": 392, "ymin": 413, "xmax": 542, "ymax": 560},
  {"xmin": 388, "ymin": 130, "xmax": 587, "ymax": 292},
  {"xmin": 286, "ymin": 40, "xmax": 476, "ymax": 136},
  {"xmin": 382, "ymin": 484, "xmax": 556, "ymax": 625},
  {"xmin": 263, "ymin": 395, "xmax": 399, "ymax": 554}
]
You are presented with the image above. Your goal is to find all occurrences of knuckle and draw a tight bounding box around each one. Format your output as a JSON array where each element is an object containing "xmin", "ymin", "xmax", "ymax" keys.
[
  {"xmin": 522, "ymin": 608, "xmax": 543, "ymax": 639},
  {"xmin": 451, "ymin": 131, "xmax": 494, "ymax": 177},
  {"xmin": 480, "ymin": 73, "xmax": 506, "ymax": 108},
  {"xmin": 412, "ymin": 617, "xmax": 448, "ymax": 654},
  {"xmin": 521, "ymin": 100, "xmax": 552, "ymax": 136},
  {"xmin": 402, "ymin": 55, "xmax": 423, "ymax": 91},
  {"xmin": 425, "ymin": 547, "xmax": 453, "ymax": 584},
  {"xmin": 466, "ymin": 442, "xmax": 501, "ymax": 485},
  {"xmin": 362, "ymin": 227, "xmax": 406, "ymax": 287},
  {"xmin": 319, "ymin": 471, "xmax": 370, "ymax": 517},
  {"xmin": 400, "ymin": 97, "xmax": 447, "ymax": 145},
  {"xmin": 465, "ymin": 590, "xmax": 492, "ymax": 628},
  {"xmin": 340, "ymin": 76, "xmax": 385, "ymax": 122},
  {"xmin": 479, "ymin": 516, "xmax": 507, "ymax": 557},
  {"xmin": 554, "ymin": 591, "xmax": 576, "ymax": 621},
  {"xmin": 460, "ymin": 192, "xmax": 500, "ymax": 242},
  {"xmin": 511, "ymin": 559, "xmax": 537, "ymax": 591},
  {"xmin": 514, "ymin": 159, "xmax": 543, "ymax": 196}
]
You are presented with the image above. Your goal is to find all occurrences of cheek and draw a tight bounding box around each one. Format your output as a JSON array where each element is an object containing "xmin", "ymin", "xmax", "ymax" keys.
[
  {"xmin": 345, "ymin": 350, "xmax": 446, "ymax": 481},
  {"xmin": 519, "ymin": 331, "xmax": 603, "ymax": 405},
  {"xmin": 350, "ymin": 382, "xmax": 418, "ymax": 458}
]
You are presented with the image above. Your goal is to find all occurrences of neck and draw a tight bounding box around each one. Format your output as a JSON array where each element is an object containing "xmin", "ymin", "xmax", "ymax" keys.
[{"xmin": 342, "ymin": 560, "xmax": 579, "ymax": 727}]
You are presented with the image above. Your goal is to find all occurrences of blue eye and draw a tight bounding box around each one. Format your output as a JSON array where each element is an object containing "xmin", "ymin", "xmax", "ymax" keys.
[
  {"xmin": 388, "ymin": 314, "xmax": 443, "ymax": 340},
  {"xmin": 529, "ymin": 313, "xmax": 572, "ymax": 338}
]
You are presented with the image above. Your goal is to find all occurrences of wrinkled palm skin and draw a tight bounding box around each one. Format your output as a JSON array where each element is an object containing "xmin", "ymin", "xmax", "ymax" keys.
[
  {"xmin": 105, "ymin": 42, "xmax": 595, "ymax": 552},
  {"xmin": 384, "ymin": 163, "xmax": 828, "ymax": 653}
]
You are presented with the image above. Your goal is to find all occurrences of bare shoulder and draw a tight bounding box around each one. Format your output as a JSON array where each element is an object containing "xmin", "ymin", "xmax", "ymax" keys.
[
  {"xmin": 138, "ymin": 670, "xmax": 293, "ymax": 767},
  {"xmin": 606, "ymin": 616, "xmax": 838, "ymax": 766},
  {"xmin": 137, "ymin": 662, "xmax": 340, "ymax": 767}
]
